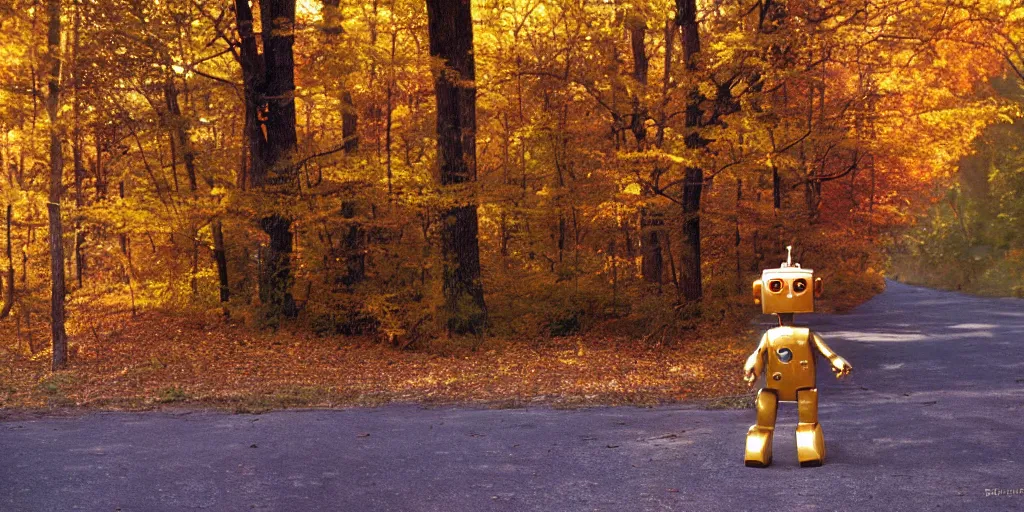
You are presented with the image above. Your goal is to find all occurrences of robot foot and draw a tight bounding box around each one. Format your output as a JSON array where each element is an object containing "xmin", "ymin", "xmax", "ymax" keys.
[
  {"xmin": 744, "ymin": 425, "xmax": 774, "ymax": 468},
  {"xmin": 796, "ymin": 423, "xmax": 825, "ymax": 467}
]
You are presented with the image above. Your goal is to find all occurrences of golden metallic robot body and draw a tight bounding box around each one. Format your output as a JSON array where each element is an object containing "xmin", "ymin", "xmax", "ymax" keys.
[
  {"xmin": 759, "ymin": 326, "xmax": 816, "ymax": 401},
  {"xmin": 742, "ymin": 247, "xmax": 852, "ymax": 468}
]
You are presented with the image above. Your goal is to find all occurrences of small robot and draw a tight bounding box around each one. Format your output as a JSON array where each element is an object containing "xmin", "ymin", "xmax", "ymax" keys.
[{"xmin": 743, "ymin": 246, "xmax": 852, "ymax": 467}]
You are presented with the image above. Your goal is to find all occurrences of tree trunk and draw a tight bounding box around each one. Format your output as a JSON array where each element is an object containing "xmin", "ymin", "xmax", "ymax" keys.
[
  {"xmin": 321, "ymin": 0, "xmax": 344, "ymax": 35},
  {"xmin": 339, "ymin": 201, "xmax": 365, "ymax": 287},
  {"xmin": 73, "ymin": 145, "xmax": 85, "ymax": 288},
  {"xmin": 163, "ymin": 79, "xmax": 201, "ymax": 297},
  {"xmin": 323, "ymin": 1, "xmax": 364, "ymax": 288},
  {"xmin": 164, "ymin": 80, "xmax": 198, "ymax": 193},
  {"xmin": 212, "ymin": 220, "xmax": 229, "ymax": 303},
  {"xmin": 235, "ymin": 0, "xmax": 299, "ymax": 320},
  {"xmin": 118, "ymin": 180, "xmax": 129, "ymax": 261},
  {"xmin": 71, "ymin": 1, "xmax": 85, "ymax": 289},
  {"xmin": 681, "ymin": 165, "xmax": 703, "ymax": 302},
  {"xmin": 0, "ymin": 205, "xmax": 15, "ymax": 319},
  {"xmin": 165, "ymin": 77, "xmax": 224, "ymax": 302},
  {"xmin": 630, "ymin": 15, "xmax": 664, "ymax": 286},
  {"xmin": 94, "ymin": 130, "xmax": 106, "ymax": 199},
  {"xmin": 677, "ymin": 0, "xmax": 703, "ymax": 302},
  {"xmin": 735, "ymin": 179, "xmax": 743, "ymax": 292},
  {"xmin": 258, "ymin": 215, "xmax": 294, "ymax": 317},
  {"xmin": 235, "ymin": 0, "xmax": 265, "ymax": 190},
  {"xmin": 260, "ymin": 0, "xmax": 299, "ymax": 183},
  {"xmin": 342, "ymin": 90, "xmax": 359, "ymax": 152},
  {"xmin": 772, "ymin": 163, "xmax": 781, "ymax": 209},
  {"xmin": 260, "ymin": 0, "xmax": 298, "ymax": 319},
  {"xmin": 426, "ymin": 0, "xmax": 487, "ymax": 334},
  {"xmin": 45, "ymin": 0, "xmax": 68, "ymax": 370},
  {"xmin": 628, "ymin": 17, "xmax": 648, "ymax": 147},
  {"xmin": 640, "ymin": 209, "xmax": 663, "ymax": 284}
]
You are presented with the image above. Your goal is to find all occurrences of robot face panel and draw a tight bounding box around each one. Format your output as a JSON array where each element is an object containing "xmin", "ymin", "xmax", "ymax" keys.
[{"xmin": 755, "ymin": 267, "xmax": 818, "ymax": 314}]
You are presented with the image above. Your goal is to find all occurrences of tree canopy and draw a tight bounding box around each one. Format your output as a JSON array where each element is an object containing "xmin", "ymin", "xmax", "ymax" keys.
[{"xmin": 0, "ymin": 0, "xmax": 1019, "ymax": 360}]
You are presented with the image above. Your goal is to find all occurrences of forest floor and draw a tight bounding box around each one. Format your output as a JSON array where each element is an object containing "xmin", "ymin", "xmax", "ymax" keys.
[
  {"xmin": 0, "ymin": 286, "xmax": 878, "ymax": 412},
  {"xmin": 5, "ymin": 281, "xmax": 1021, "ymax": 511},
  {"xmin": 0, "ymin": 316, "xmax": 751, "ymax": 412}
]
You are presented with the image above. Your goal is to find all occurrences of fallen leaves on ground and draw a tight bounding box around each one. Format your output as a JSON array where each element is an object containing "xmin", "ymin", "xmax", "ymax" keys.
[{"xmin": 1, "ymin": 310, "xmax": 756, "ymax": 412}]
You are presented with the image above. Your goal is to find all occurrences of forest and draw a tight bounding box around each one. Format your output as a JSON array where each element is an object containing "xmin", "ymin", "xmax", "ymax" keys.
[{"xmin": 0, "ymin": 0, "xmax": 1022, "ymax": 408}]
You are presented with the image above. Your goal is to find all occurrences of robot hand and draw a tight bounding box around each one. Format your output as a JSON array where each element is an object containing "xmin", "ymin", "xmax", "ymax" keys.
[
  {"xmin": 830, "ymin": 356, "xmax": 853, "ymax": 379},
  {"xmin": 743, "ymin": 368, "xmax": 757, "ymax": 387}
]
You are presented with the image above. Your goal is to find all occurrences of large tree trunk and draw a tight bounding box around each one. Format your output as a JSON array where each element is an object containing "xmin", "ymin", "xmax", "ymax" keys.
[
  {"xmin": 45, "ymin": 0, "xmax": 68, "ymax": 370},
  {"xmin": 260, "ymin": 0, "xmax": 299, "ymax": 182},
  {"xmin": 235, "ymin": 0, "xmax": 298, "ymax": 320},
  {"xmin": 262, "ymin": 0, "xmax": 298, "ymax": 319},
  {"xmin": 235, "ymin": 0, "xmax": 265, "ymax": 190},
  {"xmin": 260, "ymin": 0, "xmax": 298, "ymax": 319},
  {"xmin": 426, "ymin": 0, "xmax": 487, "ymax": 334},
  {"xmin": 677, "ymin": 0, "xmax": 703, "ymax": 302},
  {"xmin": 233, "ymin": 0, "xmax": 265, "ymax": 310}
]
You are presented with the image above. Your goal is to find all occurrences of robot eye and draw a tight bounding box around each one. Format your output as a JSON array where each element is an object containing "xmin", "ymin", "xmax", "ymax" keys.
[
  {"xmin": 768, "ymin": 279, "xmax": 783, "ymax": 293},
  {"xmin": 793, "ymin": 279, "xmax": 807, "ymax": 293}
]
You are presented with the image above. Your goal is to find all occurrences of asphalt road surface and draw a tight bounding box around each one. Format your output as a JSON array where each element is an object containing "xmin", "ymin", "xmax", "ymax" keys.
[{"xmin": 3, "ymin": 280, "xmax": 1024, "ymax": 511}]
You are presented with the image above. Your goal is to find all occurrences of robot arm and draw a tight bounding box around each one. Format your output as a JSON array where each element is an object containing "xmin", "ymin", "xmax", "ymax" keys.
[
  {"xmin": 811, "ymin": 332, "xmax": 852, "ymax": 378},
  {"xmin": 743, "ymin": 333, "xmax": 769, "ymax": 387}
]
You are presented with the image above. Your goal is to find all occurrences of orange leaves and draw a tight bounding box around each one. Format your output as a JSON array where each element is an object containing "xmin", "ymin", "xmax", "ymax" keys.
[{"xmin": 0, "ymin": 308, "xmax": 751, "ymax": 410}]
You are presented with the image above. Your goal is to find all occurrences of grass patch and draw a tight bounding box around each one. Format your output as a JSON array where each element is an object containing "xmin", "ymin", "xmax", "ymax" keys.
[
  {"xmin": 156, "ymin": 385, "xmax": 190, "ymax": 403},
  {"xmin": 38, "ymin": 372, "xmax": 76, "ymax": 395}
]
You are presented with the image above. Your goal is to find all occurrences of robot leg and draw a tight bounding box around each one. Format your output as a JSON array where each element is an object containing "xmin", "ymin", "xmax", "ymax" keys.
[
  {"xmin": 744, "ymin": 389, "xmax": 778, "ymax": 467},
  {"xmin": 796, "ymin": 388, "xmax": 826, "ymax": 467}
]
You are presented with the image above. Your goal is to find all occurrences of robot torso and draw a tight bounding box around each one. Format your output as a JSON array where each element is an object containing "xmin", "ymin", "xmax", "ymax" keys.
[{"xmin": 763, "ymin": 326, "xmax": 817, "ymax": 401}]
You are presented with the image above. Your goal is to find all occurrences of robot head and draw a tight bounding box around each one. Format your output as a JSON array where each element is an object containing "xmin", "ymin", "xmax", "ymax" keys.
[{"xmin": 752, "ymin": 246, "xmax": 822, "ymax": 315}]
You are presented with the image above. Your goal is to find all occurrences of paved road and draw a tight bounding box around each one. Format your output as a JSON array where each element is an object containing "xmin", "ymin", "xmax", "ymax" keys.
[{"xmin": 3, "ymin": 281, "xmax": 1023, "ymax": 511}]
